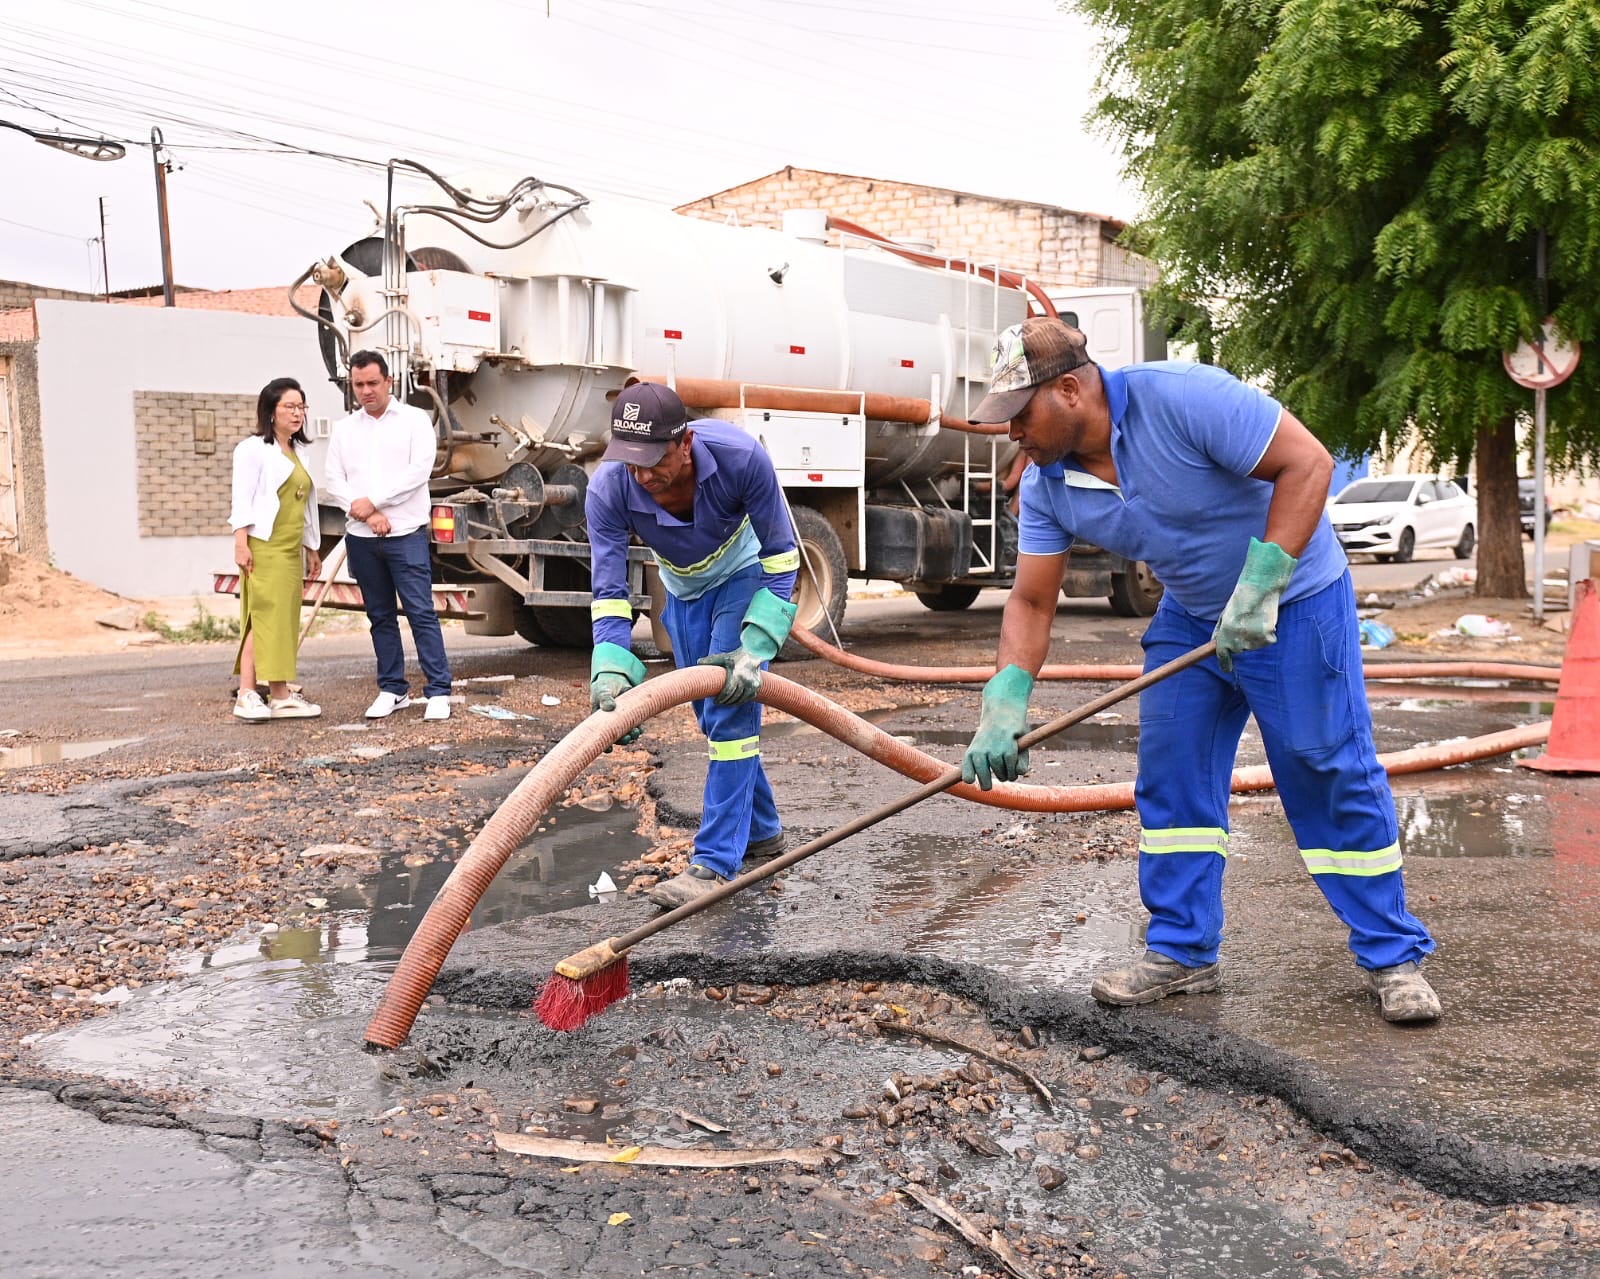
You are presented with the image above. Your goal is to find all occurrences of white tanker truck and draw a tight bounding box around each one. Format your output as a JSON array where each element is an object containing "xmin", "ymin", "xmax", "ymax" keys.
[{"xmin": 296, "ymin": 162, "xmax": 1162, "ymax": 651}]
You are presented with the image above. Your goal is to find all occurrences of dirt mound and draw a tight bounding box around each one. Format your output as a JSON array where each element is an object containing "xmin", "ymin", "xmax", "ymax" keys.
[
  {"xmin": 0, "ymin": 552, "xmax": 155, "ymax": 658},
  {"xmin": 0, "ymin": 552, "xmax": 132, "ymax": 618}
]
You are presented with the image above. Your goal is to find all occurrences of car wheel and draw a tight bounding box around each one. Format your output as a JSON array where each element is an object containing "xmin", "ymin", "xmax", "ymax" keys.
[
  {"xmin": 1393, "ymin": 527, "xmax": 1415, "ymax": 563},
  {"xmin": 1454, "ymin": 524, "xmax": 1475, "ymax": 560}
]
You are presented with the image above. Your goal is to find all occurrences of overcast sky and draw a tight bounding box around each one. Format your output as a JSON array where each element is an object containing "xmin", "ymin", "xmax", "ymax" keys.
[{"xmin": 1, "ymin": 0, "xmax": 1136, "ymax": 294}]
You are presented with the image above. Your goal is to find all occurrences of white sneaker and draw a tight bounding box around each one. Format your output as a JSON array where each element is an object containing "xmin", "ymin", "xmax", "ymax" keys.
[
  {"xmin": 365, "ymin": 691, "xmax": 412, "ymax": 719},
  {"xmin": 233, "ymin": 689, "xmax": 270, "ymax": 722},
  {"xmin": 423, "ymin": 695, "xmax": 452, "ymax": 721},
  {"xmin": 268, "ymin": 692, "xmax": 322, "ymax": 719}
]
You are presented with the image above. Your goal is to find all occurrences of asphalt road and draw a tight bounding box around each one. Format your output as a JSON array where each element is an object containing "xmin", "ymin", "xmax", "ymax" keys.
[{"xmin": 4, "ymin": 550, "xmax": 1599, "ymax": 1278}]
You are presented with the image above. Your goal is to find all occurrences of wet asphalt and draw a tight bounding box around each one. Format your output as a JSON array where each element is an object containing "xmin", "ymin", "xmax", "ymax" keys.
[{"xmin": 4, "ymin": 570, "xmax": 1600, "ymax": 1277}]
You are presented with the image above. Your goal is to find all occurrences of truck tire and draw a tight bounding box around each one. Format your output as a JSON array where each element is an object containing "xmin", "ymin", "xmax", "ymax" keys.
[
  {"xmin": 1108, "ymin": 560, "xmax": 1164, "ymax": 617},
  {"xmin": 914, "ymin": 583, "xmax": 982, "ymax": 612},
  {"xmin": 520, "ymin": 605, "xmax": 593, "ymax": 649},
  {"xmin": 783, "ymin": 505, "xmax": 848, "ymax": 660}
]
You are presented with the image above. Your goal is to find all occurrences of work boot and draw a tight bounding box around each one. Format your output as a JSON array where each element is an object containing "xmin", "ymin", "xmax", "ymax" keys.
[
  {"xmin": 648, "ymin": 863, "xmax": 729, "ymax": 910},
  {"xmin": 1361, "ymin": 960, "xmax": 1441, "ymax": 1023},
  {"xmin": 1090, "ymin": 949, "xmax": 1221, "ymax": 1007},
  {"xmin": 743, "ymin": 830, "xmax": 787, "ymax": 862}
]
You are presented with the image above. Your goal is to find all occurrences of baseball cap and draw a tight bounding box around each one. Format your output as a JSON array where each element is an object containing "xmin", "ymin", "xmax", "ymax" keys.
[
  {"xmin": 602, "ymin": 382, "xmax": 691, "ymax": 466},
  {"xmin": 968, "ymin": 318, "xmax": 1093, "ymax": 424}
]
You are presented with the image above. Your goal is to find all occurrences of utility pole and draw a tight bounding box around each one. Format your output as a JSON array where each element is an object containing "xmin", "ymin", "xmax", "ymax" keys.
[
  {"xmin": 97, "ymin": 197, "xmax": 110, "ymax": 301},
  {"xmin": 150, "ymin": 126, "xmax": 175, "ymax": 307}
]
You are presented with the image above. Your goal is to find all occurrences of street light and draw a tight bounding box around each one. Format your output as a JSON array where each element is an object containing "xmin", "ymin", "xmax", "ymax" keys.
[{"xmin": 0, "ymin": 118, "xmax": 126, "ymax": 162}]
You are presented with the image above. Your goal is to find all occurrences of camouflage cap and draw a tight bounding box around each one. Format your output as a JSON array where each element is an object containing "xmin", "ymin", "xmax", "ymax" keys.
[{"xmin": 968, "ymin": 318, "xmax": 1092, "ymax": 424}]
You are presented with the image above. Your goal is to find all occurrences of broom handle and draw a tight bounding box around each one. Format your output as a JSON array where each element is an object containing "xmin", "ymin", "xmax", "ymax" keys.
[{"xmin": 605, "ymin": 640, "xmax": 1218, "ymax": 955}]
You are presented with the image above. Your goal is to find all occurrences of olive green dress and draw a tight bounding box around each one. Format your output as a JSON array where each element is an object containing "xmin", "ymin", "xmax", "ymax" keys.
[{"xmin": 233, "ymin": 452, "xmax": 311, "ymax": 682}]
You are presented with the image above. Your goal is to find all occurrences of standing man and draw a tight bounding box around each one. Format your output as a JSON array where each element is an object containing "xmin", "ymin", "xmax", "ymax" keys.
[
  {"xmin": 324, "ymin": 350, "xmax": 453, "ymax": 722},
  {"xmin": 960, "ymin": 319, "xmax": 1440, "ymax": 1023},
  {"xmin": 587, "ymin": 382, "xmax": 799, "ymax": 909}
]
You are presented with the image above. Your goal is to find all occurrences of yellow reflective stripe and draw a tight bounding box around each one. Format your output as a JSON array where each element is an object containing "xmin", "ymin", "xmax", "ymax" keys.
[
  {"xmin": 1138, "ymin": 827, "xmax": 1229, "ymax": 857},
  {"xmin": 656, "ymin": 516, "xmax": 752, "ymax": 577},
  {"xmin": 590, "ymin": 599, "xmax": 633, "ymax": 620},
  {"xmin": 707, "ymin": 736, "xmax": 761, "ymax": 762},
  {"xmin": 760, "ymin": 548, "xmax": 800, "ymax": 573},
  {"xmin": 1301, "ymin": 843, "xmax": 1403, "ymax": 876}
]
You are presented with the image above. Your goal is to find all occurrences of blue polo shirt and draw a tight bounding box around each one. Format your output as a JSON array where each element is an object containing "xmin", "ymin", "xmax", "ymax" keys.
[
  {"xmin": 1017, "ymin": 362, "xmax": 1346, "ymax": 619},
  {"xmin": 587, "ymin": 419, "xmax": 798, "ymax": 649}
]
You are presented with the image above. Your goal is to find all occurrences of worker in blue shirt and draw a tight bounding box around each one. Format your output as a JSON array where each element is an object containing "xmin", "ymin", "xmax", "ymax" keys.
[
  {"xmin": 961, "ymin": 319, "xmax": 1440, "ymax": 1023},
  {"xmin": 587, "ymin": 382, "xmax": 800, "ymax": 909}
]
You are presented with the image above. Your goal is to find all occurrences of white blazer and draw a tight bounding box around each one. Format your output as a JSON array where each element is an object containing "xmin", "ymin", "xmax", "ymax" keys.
[{"xmin": 228, "ymin": 435, "xmax": 319, "ymax": 550}]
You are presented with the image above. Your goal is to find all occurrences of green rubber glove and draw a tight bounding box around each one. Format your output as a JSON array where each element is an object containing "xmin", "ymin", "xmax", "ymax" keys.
[
  {"xmin": 961, "ymin": 664, "xmax": 1035, "ymax": 790},
  {"xmin": 591, "ymin": 641, "xmax": 648, "ymax": 746},
  {"xmin": 697, "ymin": 588, "xmax": 797, "ymax": 707},
  {"xmin": 1213, "ymin": 538, "xmax": 1298, "ymax": 673}
]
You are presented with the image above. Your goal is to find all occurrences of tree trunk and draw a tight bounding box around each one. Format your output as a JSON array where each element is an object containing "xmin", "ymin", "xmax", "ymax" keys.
[{"xmin": 1474, "ymin": 417, "xmax": 1527, "ymax": 599}]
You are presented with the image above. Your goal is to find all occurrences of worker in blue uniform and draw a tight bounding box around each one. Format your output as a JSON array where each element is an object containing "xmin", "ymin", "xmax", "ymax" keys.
[
  {"xmin": 960, "ymin": 319, "xmax": 1440, "ymax": 1022},
  {"xmin": 586, "ymin": 382, "xmax": 800, "ymax": 909}
]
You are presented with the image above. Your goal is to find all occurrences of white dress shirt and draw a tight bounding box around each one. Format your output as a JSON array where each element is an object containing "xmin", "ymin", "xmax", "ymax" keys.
[
  {"xmin": 228, "ymin": 435, "xmax": 319, "ymax": 549},
  {"xmin": 323, "ymin": 399, "xmax": 437, "ymax": 538}
]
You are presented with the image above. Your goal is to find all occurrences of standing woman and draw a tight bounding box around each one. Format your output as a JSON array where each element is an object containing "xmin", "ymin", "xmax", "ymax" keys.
[{"xmin": 229, "ymin": 377, "xmax": 323, "ymax": 721}]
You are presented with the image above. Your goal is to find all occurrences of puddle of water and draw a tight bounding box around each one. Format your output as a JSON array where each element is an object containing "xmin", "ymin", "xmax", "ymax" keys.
[
  {"xmin": 330, "ymin": 805, "xmax": 651, "ymax": 955},
  {"xmin": 37, "ymin": 804, "xmax": 652, "ymax": 1116},
  {"xmin": 1395, "ymin": 790, "xmax": 1551, "ymax": 859},
  {"xmin": 0, "ymin": 737, "xmax": 142, "ymax": 770}
]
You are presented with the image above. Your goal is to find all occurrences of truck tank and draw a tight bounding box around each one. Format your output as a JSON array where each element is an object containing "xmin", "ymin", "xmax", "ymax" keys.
[
  {"xmin": 314, "ymin": 176, "xmax": 1027, "ymax": 490},
  {"xmin": 302, "ymin": 167, "xmax": 1160, "ymax": 647}
]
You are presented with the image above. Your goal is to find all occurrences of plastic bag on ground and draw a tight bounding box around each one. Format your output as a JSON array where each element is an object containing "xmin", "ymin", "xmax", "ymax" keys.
[{"xmin": 1455, "ymin": 613, "xmax": 1512, "ymax": 638}]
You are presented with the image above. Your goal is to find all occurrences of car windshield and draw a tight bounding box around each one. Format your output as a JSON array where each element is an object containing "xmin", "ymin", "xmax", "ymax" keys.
[{"xmin": 1335, "ymin": 480, "xmax": 1414, "ymax": 504}]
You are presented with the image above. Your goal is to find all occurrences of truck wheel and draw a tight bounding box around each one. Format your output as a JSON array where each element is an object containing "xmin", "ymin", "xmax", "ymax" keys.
[
  {"xmin": 523, "ymin": 606, "xmax": 593, "ymax": 649},
  {"xmin": 914, "ymin": 583, "xmax": 982, "ymax": 612},
  {"xmin": 1108, "ymin": 560, "xmax": 1164, "ymax": 617},
  {"xmin": 511, "ymin": 606, "xmax": 552, "ymax": 647},
  {"xmin": 782, "ymin": 505, "xmax": 848, "ymax": 660}
]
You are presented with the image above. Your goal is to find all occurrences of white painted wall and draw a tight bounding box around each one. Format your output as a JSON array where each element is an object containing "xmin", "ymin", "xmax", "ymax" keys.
[{"xmin": 35, "ymin": 300, "xmax": 344, "ymax": 597}]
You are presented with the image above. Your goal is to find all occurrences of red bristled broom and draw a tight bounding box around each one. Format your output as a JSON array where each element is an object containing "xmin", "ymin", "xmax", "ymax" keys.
[{"xmin": 534, "ymin": 641, "xmax": 1217, "ymax": 1031}]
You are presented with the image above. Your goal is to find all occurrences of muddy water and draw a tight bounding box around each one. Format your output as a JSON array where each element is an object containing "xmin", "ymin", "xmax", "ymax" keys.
[{"xmin": 38, "ymin": 805, "xmax": 651, "ymax": 1115}]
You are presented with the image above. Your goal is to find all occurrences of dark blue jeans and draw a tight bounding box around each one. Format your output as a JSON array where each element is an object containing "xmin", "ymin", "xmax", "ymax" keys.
[{"xmin": 345, "ymin": 528, "xmax": 452, "ymax": 698}]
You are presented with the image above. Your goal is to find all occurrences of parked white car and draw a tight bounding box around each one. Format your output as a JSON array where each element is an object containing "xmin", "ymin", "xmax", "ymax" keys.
[{"xmin": 1326, "ymin": 475, "xmax": 1476, "ymax": 562}]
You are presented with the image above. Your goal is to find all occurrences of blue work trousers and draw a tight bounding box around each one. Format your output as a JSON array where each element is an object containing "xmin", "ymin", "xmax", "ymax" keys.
[
  {"xmin": 662, "ymin": 565, "xmax": 781, "ymax": 879},
  {"xmin": 345, "ymin": 528, "xmax": 453, "ymax": 699},
  {"xmin": 1135, "ymin": 572, "xmax": 1433, "ymax": 971}
]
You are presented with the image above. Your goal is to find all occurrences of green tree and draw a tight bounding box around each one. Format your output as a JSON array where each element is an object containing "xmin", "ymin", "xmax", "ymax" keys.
[{"xmin": 1077, "ymin": 0, "xmax": 1600, "ymax": 595}]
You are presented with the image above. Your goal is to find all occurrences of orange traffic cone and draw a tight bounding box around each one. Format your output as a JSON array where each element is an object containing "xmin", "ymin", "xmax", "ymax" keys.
[{"xmin": 1522, "ymin": 577, "xmax": 1600, "ymax": 774}]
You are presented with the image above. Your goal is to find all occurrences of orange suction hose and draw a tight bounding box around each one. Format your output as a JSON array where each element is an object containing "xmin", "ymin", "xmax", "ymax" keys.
[
  {"xmin": 787, "ymin": 624, "xmax": 1562, "ymax": 687},
  {"xmin": 363, "ymin": 668, "xmax": 1553, "ymax": 1048}
]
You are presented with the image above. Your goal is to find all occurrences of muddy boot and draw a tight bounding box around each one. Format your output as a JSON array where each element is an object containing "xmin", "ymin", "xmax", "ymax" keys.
[
  {"xmin": 1360, "ymin": 960, "xmax": 1441, "ymax": 1023},
  {"xmin": 1090, "ymin": 949, "xmax": 1221, "ymax": 1007},
  {"xmin": 647, "ymin": 863, "xmax": 729, "ymax": 910},
  {"xmin": 743, "ymin": 830, "xmax": 787, "ymax": 863}
]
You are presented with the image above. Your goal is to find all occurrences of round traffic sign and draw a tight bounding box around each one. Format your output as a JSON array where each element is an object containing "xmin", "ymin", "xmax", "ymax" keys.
[{"xmin": 1503, "ymin": 319, "xmax": 1581, "ymax": 389}]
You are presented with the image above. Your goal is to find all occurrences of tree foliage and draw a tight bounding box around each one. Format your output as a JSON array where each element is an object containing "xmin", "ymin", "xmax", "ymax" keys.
[{"xmin": 1076, "ymin": 0, "xmax": 1600, "ymax": 591}]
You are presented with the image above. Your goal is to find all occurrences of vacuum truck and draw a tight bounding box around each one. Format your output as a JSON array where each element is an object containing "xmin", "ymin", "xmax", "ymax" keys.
[{"xmin": 295, "ymin": 161, "xmax": 1162, "ymax": 652}]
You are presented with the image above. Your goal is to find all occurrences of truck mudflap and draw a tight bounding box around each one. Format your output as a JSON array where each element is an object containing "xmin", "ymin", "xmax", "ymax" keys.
[{"xmin": 212, "ymin": 573, "xmax": 483, "ymax": 621}]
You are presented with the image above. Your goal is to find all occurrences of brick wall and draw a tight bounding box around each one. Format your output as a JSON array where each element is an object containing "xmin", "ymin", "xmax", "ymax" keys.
[
  {"xmin": 677, "ymin": 168, "xmax": 1154, "ymax": 291},
  {"xmin": 133, "ymin": 390, "xmax": 256, "ymax": 537},
  {"xmin": 0, "ymin": 280, "xmax": 99, "ymax": 313}
]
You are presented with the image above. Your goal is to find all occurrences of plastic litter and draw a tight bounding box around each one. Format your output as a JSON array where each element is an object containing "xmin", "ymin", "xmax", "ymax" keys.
[
  {"xmin": 455, "ymin": 674, "xmax": 516, "ymax": 684},
  {"xmin": 1359, "ymin": 620, "xmax": 1396, "ymax": 649},
  {"xmin": 1455, "ymin": 613, "xmax": 1513, "ymax": 638},
  {"xmin": 468, "ymin": 704, "xmax": 535, "ymax": 721},
  {"xmin": 588, "ymin": 871, "xmax": 618, "ymax": 899},
  {"xmin": 541, "ymin": 694, "xmax": 561, "ymax": 706}
]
